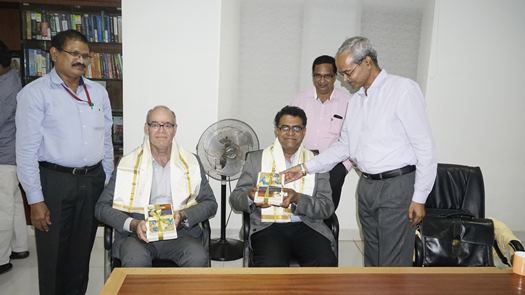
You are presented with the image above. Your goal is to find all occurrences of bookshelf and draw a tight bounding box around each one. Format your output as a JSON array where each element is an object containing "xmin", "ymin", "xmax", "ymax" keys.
[
  {"xmin": 0, "ymin": 0, "xmax": 122, "ymax": 225},
  {"xmin": 0, "ymin": 1, "xmax": 123, "ymax": 162}
]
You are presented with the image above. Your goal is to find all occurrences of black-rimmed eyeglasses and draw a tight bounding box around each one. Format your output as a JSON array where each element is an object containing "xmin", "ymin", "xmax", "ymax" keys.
[
  {"xmin": 147, "ymin": 122, "xmax": 176, "ymax": 130},
  {"xmin": 277, "ymin": 125, "xmax": 304, "ymax": 133}
]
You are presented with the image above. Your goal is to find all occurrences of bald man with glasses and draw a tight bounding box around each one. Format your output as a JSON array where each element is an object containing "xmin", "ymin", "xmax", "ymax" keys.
[{"xmin": 95, "ymin": 105, "xmax": 217, "ymax": 269}]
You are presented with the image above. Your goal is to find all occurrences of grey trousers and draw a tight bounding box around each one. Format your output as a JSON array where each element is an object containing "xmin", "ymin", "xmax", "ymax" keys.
[
  {"xmin": 357, "ymin": 171, "xmax": 415, "ymax": 266},
  {"xmin": 119, "ymin": 235, "xmax": 209, "ymax": 267}
]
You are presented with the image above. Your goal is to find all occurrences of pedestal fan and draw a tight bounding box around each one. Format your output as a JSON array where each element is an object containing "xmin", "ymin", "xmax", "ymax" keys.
[{"xmin": 196, "ymin": 119, "xmax": 259, "ymax": 261}]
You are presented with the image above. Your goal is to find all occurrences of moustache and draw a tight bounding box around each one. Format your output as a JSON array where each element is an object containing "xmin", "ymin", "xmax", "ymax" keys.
[{"xmin": 72, "ymin": 63, "xmax": 85, "ymax": 68}]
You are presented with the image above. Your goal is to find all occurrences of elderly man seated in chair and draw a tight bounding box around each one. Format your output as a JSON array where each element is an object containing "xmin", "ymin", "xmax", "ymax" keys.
[
  {"xmin": 95, "ymin": 105, "xmax": 217, "ymax": 267},
  {"xmin": 230, "ymin": 106, "xmax": 337, "ymax": 267}
]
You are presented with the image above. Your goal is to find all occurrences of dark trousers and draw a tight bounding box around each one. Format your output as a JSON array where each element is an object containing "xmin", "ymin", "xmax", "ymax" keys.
[
  {"xmin": 329, "ymin": 162, "xmax": 348, "ymax": 210},
  {"xmin": 36, "ymin": 165, "xmax": 105, "ymax": 295},
  {"xmin": 250, "ymin": 222, "xmax": 336, "ymax": 267}
]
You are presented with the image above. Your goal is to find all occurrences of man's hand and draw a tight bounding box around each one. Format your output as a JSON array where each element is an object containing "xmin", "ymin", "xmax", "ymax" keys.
[
  {"xmin": 408, "ymin": 201, "xmax": 426, "ymax": 227},
  {"xmin": 281, "ymin": 188, "xmax": 300, "ymax": 208},
  {"xmin": 174, "ymin": 210, "xmax": 187, "ymax": 228},
  {"xmin": 30, "ymin": 202, "xmax": 52, "ymax": 232},
  {"xmin": 248, "ymin": 187, "xmax": 270, "ymax": 208},
  {"xmin": 131, "ymin": 219, "xmax": 149, "ymax": 243},
  {"xmin": 282, "ymin": 165, "xmax": 305, "ymax": 183}
]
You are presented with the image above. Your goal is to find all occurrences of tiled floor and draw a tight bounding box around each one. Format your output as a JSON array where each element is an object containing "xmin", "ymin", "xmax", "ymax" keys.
[{"xmin": 0, "ymin": 235, "xmax": 364, "ymax": 295}]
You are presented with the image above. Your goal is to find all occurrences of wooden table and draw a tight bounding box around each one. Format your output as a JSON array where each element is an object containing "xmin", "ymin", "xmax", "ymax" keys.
[{"xmin": 100, "ymin": 267, "xmax": 525, "ymax": 295}]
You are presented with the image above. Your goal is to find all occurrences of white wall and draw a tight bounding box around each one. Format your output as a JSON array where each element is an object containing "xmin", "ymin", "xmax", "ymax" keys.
[
  {"xmin": 416, "ymin": 0, "xmax": 435, "ymax": 92},
  {"xmin": 218, "ymin": 0, "xmax": 240, "ymax": 120},
  {"xmin": 425, "ymin": 0, "xmax": 525, "ymax": 232},
  {"xmin": 361, "ymin": 1, "xmax": 424, "ymax": 81},
  {"xmin": 122, "ymin": 0, "xmax": 223, "ymax": 230}
]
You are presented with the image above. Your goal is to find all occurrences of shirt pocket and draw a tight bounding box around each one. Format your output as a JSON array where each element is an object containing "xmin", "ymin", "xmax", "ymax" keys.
[
  {"xmin": 329, "ymin": 114, "xmax": 345, "ymax": 135},
  {"xmin": 84, "ymin": 107, "xmax": 105, "ymax": 129}
]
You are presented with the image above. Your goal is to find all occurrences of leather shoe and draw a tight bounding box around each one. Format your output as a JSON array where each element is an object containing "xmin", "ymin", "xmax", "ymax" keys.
[
  {"xmin": 10, "ymin": 251, "xmax": 30, "ymax": 259},
  {"xmin": 0, "ymin": 263, "xmax": 13, "ymax": 275}
]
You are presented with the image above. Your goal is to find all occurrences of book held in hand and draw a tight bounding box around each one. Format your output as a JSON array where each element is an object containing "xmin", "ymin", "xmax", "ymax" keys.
[
  {"xmin": 254, "ymin": 172, "xmax": 291, "ymax": 223},
  {"xmin": 254, "ymin": 172, "xmax": 284, "ymax": 206},
  {"xmin": 144, "ymin": 203, "xmax": 177, "ymax": 242}
]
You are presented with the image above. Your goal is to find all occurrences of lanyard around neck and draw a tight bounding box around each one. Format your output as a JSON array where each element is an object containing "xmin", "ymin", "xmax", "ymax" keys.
[{"xmin": 61, "ymin": 83, "xmax": 93, "ymax": 109}]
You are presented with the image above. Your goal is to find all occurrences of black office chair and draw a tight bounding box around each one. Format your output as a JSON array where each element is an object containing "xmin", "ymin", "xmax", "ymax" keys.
[
  {"xmin": 242, "ymin": 212, "xmax": 339, "ymax": 267},
  {"xmin": 424, "ymin": 163, "xmax": 485, "ymax": 218},
  {"xmin": 103, "ymin": 220, "xmax": 211, "ymax": 280},
  {"xmin": 414, "ymin": 163, "xmax": 523, "ymax": 266}
]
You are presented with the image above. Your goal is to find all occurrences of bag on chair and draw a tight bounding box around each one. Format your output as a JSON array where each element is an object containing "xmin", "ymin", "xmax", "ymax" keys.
[{"xmin": 416, "ymin": 209, "xmax": 494, "ymax": 267}]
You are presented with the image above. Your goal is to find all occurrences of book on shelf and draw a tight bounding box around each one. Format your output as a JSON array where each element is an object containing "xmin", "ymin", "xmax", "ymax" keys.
[
  {"xmin": 23, "ymin": 48, "xmax": 122, "ymax": 80},
  {"xmin": 85, "ymin": 52, "xmax": 123, "ymax": 80},
  {"xmin": 144, "ymin": 203, "xmax": 177, "ymax": 242},
  {"xmin": 24, "ymin": 48, "xmax": 51, "ymax": 77},
  {"xmin": 23, "ymin": 10, "xmax": 122, "ymax": 43},
  {"xmin": 112, "ymin": 114, "xmax": 123, "ymax": 145}
]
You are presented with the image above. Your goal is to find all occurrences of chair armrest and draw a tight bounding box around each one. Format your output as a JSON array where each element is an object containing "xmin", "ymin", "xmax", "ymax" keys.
[
  {"xmin": 510, "ymin": 240, "xmax": 525, "ymax": 252},
  {"xmin": 200, "ymin": 219, "xmax": 211, "ymax": 253},
  {"xmin": 324, "ymin": 213, "xmax": 339, "ymax": 241},
  {"xmin": 104, "ymin": 224, "xmax": 113, "ymax": 251},
  {"xmin": 414, "ymin": 233, "xmax": 423, "ymax": 266},
  {"xmin": 243, "ymin": 212, "xmax": 250, "ymax": 267}
]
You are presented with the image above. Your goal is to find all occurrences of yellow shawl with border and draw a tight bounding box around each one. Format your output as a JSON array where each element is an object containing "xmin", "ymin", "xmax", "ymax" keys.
[{"xmin": 112, "ymin": 137, "xmax": 201, "ymax": 213}]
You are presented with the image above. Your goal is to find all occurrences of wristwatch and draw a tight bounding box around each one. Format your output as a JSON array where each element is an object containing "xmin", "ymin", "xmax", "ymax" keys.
[{"xmin": 299, "ymin": 163, "xmax": 308, "ymax": 176}]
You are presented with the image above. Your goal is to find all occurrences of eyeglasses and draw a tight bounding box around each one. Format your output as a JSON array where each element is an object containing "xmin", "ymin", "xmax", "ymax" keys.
[
  {"xmin": 313, "ymin": 73, "xmax": 335, "ymax": 81},
  {"xmin": 277, "ymin": 125, "xmax": 304, "ymax": 133},
  {"xmin": 61, "ymin": 49, "xmax": 92, "ymax": 61},
  {"xmin": 147, "ymin": 122, "xmax": 177, "ymax": 130},
  {"xmin": 338, "ymin": 63, "xmax": 360, "ymax": 79}
]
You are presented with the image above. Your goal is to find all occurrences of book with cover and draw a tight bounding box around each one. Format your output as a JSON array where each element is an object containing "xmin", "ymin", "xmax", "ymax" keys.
[
  {"xmin": 144, "ymin": 203, "xmax": 177, "ymax": 242},
  {"xmin": 254, "ymin": 172, "xmax": 292, "ymax": 223},
  {"xmin": 253, "ymin": 172, "xmax": 284, "ymax": 206}
]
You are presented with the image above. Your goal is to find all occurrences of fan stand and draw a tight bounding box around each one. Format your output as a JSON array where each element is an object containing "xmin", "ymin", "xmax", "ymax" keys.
[{"xmin": 210, "ymin": 175, "xmax": 243, "ymax": 261}]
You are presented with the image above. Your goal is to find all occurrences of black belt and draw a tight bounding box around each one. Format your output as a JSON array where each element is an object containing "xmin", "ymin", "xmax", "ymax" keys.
[
  {"xmin": 361, "ymin": 165, "xmax": 415, "ymax": 180},
  {"xmin": 39, "ymin": 161, "xmax": 102, "ymax": 175}
]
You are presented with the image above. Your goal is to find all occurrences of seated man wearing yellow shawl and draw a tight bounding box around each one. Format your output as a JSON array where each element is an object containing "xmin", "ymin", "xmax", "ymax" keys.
[
  {"xmin": 230, "ymin": 106, "xmax": 337, "ymax": 266},
  {"xmin": 95, "ymin": 105, "xmax": 217, "ymax": 267}
]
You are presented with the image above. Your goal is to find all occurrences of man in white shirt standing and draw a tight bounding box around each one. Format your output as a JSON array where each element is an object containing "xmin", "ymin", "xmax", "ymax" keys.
[
  {"xmin": 285, "ymin": 36, "xmax": 437, "ymax": 266},
  {"xmin": 291, "ymin": 55, "xmax": 351, "ymax": 211}
]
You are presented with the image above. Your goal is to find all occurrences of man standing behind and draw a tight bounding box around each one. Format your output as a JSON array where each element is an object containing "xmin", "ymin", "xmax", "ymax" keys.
[
  {"xmin": 16, "ymin": 30, "xmax": 113, "ymax": 294},
  {"xmin": 0, "ymin": 40, "xmax": 29, "ymax": 275},
  {"xmin": 291, "ymin": 55, "xmax": 351, "ymax": 210},
  {"xmin": 96, "ymin": 105, "xmax": 217, "ymax": 267},
  {"xmin": 285, "ymin": 37, "xmax": 437, "ymax": 267}
]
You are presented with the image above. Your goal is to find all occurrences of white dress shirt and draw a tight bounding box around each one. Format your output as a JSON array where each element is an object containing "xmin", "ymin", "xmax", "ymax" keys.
[
  {"xmin": 306, "ymin": 70, "xmax": 437, "ymax": 204},
  {"xmin": 124, "ymin": 159, "xmax": 172, "ymax": 232}
]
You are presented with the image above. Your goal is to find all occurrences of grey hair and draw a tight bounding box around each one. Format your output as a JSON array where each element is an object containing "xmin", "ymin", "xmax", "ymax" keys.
[
  {"xmin": 146, "ymin": 105, "xmax": 176, "ymax": 123},
  {"xmin": 336, "ymin": 36, "xmax": 378, "ymax": 66}
]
